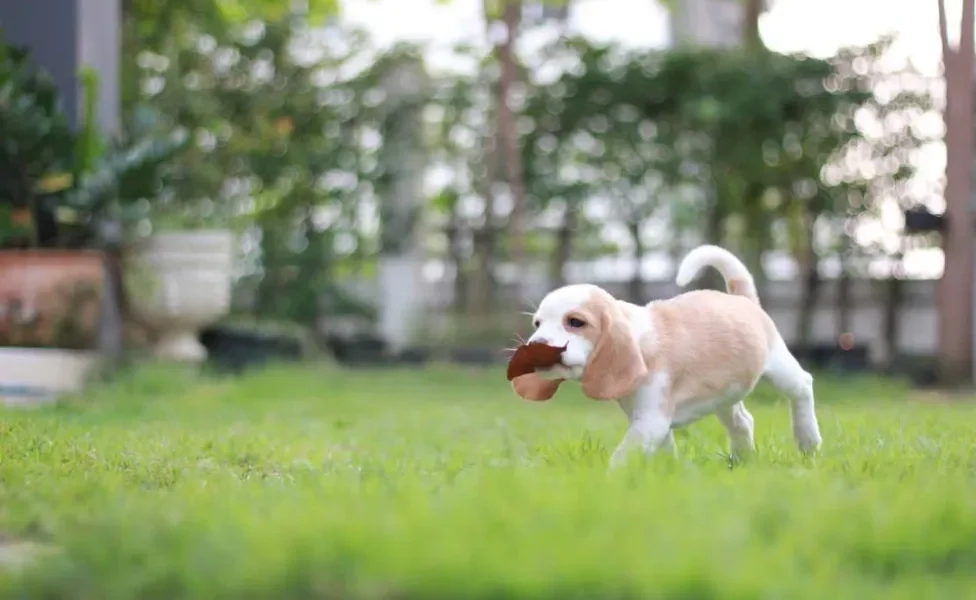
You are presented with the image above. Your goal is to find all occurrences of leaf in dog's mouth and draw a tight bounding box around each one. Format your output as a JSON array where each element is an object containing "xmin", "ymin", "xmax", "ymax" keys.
[{"xmin": 506, "ymin": 342, "xmax": 568, "ymax": 381}]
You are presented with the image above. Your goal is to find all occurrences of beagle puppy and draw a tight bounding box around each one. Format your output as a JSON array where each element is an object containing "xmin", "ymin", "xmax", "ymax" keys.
[{"xmin": 513, "ymin": 244, "xmax": 822, "ymax": 469}]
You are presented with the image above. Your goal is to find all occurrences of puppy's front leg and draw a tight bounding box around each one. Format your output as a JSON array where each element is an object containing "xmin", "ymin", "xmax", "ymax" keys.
[{"xmin": 609, "ymin": 380, "xmax": 673, "ymax": 470}]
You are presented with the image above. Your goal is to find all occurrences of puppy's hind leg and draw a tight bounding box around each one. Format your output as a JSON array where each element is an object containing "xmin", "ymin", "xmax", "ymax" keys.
[
  {"xmin": 716, "ymin": 400, "xmax": 755, "ymax": 461},
  {"xmin": 763, "ymin": 339, "xmax": 822, "ymax": 454}
]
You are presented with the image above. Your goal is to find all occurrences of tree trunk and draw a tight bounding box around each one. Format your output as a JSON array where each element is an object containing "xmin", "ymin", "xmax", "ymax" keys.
[
  {"xmin": 742, "ymin": 219, "xmax": 769, "ymax": 299},
  {"xmin": 469, "ymin": 142, "xmax": 497, "ymax": 315},
  {"xmin": 445, "ymin": 223, "xmax": 467, "ymax": 313},
  {"xmin": 835, "ymin": 264, "xmax": 852, "ymax": 338},
  {"xmin": 494, "ymin": 0, "xmax": 527, "ymax": 302},
  {"xmin": 549, "ymin": 208, "xmax": 575, "ymax": 290},
  {"xmin": 471, "ymin": 20, "xmax": 500, "ymax": 317},
  {"xmin": 628, "ymin": 220, "xmax": 645, "ymax": 303},
  {"xmin": 881, "ymin": 273, "xmax": 903, "ymax": 372},
  {"xmin": 742, "ymin": 0, "xmax": 765, "ymax": 51},
  {"xmin": 795, "ymin": 225, "xmax": 821, "ymax": 348},
  {"xmin": 936, "ymin": 0, "xmax": 976, "ymax": 386},
  {"xmin": 698, "ymin": 201, "xmax": 725, "ymax": 291},
  {"xmin": 470, "ymin": 224, "xmax": 497, "ymax": 316},
  {"xmin": 735, "ymin": 182, "xmax": 770, "ymax": 296}
]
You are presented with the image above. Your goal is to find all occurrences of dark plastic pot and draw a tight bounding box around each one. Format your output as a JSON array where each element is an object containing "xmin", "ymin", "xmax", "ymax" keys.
[
  {"xmin": 199, "ymin": 325, "xmax": 303, "ymax": 374},
  {"xmin": 398, "ymin": 346, "xmax": 432, "ymax": 366},
  {"xmin": 324, "ymin": 334, "xmax": 389, "ymax": 366},
  {"xmin": 887, "ymin": 354, "xmax": 940, "ymax": 389},
  {"xmin": 791, "ymin": 344, "xmax": 871, "ymax": 373}
]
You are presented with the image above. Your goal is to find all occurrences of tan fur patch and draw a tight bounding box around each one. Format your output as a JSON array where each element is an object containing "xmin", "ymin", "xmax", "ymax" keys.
[
  {"xmin": 641, "ymin": 289, "xmax": 773, "ymax": 414},
  {"xmin": 575, "ymin": 291, "xmax": 647, "ymax": 401}
]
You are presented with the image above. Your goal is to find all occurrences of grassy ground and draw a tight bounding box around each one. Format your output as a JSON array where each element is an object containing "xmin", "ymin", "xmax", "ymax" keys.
[{"xmin": 1, "ymin": 364, "xmax": 976, "ymax": 599}]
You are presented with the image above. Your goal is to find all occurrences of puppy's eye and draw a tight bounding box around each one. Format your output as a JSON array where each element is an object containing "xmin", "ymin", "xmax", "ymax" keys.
[
  {"xmin": 566, "ymin": 317, "xmax": 586, "ymax": 329},
  {"xmin": 532, "ymin": 320, "xmax": 540, "ymax": 329}
]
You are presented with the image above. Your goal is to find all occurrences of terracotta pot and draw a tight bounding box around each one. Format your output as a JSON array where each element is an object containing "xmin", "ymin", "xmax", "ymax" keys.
[
  {"xmin": 123, "ymin": 230, "xmax": 234, "ymax": 362},
  {"xmin": 0, "ymin": 250, "xmax": 106, "ymax": 349},
  {"xmin": 0, "ymin": 250, "xmax": 105, "ymax": 404}
]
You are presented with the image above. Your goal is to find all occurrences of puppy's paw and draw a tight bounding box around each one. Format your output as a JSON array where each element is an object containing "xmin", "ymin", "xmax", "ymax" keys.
[
  {"xmin": 794, "ymin": 424, "xmax": 822, "ymax": 455},
  {"xmin": 607, "ymin": 452, "xmax": 627, "ymax": 472}
]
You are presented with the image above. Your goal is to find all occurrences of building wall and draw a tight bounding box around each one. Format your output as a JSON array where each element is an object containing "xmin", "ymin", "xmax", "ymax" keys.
[
  {"xmin": 0, "ymin": 0, "xmax": 119, "ymax": 131},
  {"xmin": 0, "ymin": 1, "xmax": 79, "ymax": 123},
  {"xmin": 77, "ymin": 0, "xmax": 121, "ymax": 133}
]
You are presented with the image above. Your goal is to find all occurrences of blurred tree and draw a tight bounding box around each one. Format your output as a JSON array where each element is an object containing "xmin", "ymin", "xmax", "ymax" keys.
[
  {"xmin": 125, "ymin": 6, "xmax": 390, "ymax": 329},
  {"xmin": 119, "ymin": 0, "xmax": 937, "ymax": 358},
  {"xmin": 121, "ymin": 0, "xmax": 340, "ymax": 116},
  {"xmin": 660, "ymin": 0, "xmax": 771, "ymax": 295},
  {"xmin": 824, "ymin": 42, "xmax": 935, "ymax": 367},
  {"xmin": 936, "ymin": 0, "xmax": 975, "ymax": 386},
  {"xmin": 521, "ymin": 39, "xmax": 684, "ymax": 298},
  {"xmin": 741, "ymin": 0, "xmax": 766, "ymax": 51},
  {"xmin": 664, "ymin": 0, "xmax": 937, "ymax": 365},
  {"xmin": 430, "ymin": 0, "xmax": 571, "ymax": 314},
  {"xmin": 425, "ymin": 57, "xmax": 504, "ymax": 316},
  {"xmin": 519, "ymin": 35, "xmax": 931, "ymax": 336},
  {"xmin": 483, "ymin": 0, "xmax": 529, "ymax": 307}
]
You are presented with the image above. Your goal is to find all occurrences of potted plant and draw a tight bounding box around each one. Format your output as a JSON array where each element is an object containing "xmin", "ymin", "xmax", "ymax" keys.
[
  {"xmin": 0, "ymin": 41, "xmax": 109, "ymax": 403},
  {"xmin": 120, "ymin": 202, "xmax": 237, "ymax": 363},
  {"xmin": 52, "ymin": 68, "xmax": 231, "ymax": 365},
  {"xmin": 0, "ymin": 40, "xmax": 190, "ymax": 402},
  {"xmin": 0, "ymin": 250, "xmax": 108, "ymax": 405},
  {"xmin": 110, "ymin": 115, "xmax": 237, "ymax": 362}
]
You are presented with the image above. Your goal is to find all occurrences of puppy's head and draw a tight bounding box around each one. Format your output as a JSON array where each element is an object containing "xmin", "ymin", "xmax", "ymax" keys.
[{"xmin": 512, "ymin": 284, "xmax": 648, "ymax": 401}]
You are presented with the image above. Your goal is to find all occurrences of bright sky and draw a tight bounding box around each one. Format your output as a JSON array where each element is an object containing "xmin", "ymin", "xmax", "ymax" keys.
[
  {"xmin": 342, "ymin": 0, "xmax": 669, "ymax": 57},
  {"xmin": 342, "ymin": 0, "xmax": 948, "ymax": 73},
  {"xmin": 340, "ymin": 0, "xmax": 956, "ymax": 280}
]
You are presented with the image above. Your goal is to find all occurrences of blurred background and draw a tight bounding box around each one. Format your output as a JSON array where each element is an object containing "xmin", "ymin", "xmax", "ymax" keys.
[{"xmin": 0, "ymin": 0, "xmax": 971, "ymax": 401}]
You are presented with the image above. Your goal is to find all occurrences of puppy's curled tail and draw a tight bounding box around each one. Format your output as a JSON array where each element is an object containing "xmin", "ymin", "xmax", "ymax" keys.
[{"xmin": 675, "ymin": 245, "xmax": 760, "ymax": 304}]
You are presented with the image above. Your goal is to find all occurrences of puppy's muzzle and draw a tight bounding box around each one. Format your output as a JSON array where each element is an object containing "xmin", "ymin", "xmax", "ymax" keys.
[{"xmin": 525, "ymin": 335, "xmax": 568, "ymax": 368}]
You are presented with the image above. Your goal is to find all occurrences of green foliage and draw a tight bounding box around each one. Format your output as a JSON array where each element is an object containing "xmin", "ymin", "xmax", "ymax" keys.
[
  {"xmin": 73, "ymin": 68, "xmax": 105, "ymax": 178},
  {"xmin": 121, "ymin": 0, "xmax": 340, "ymax": 51},
  {"xmin": 120, "ymin": 0, "xmax": 341, "ymax": 115},
  {"xmin": 421, "ymin": 33, "xmax": 934, "ymax": 306},
  {"xmin": 0, "ymin": 37, "xmax": 192, "ymax": 249},
  {"xmin": 124, "ymin": 8, "xmax": 412, "ymax": 323},
  {"xmin": 1, "ymin": 365, "xmax": 975, "ymax": 597},
  {"xmin": 118, "ymin": 0, "xmax": 935, "ymax": 325},
  {"xmin": 214, "ymin": 0, "xmax": 340, "ymax": 22},
  {"xmin": 60, "ymin": 76, "xmax": 193, "ymax": 245},
  {"xmin": 519, "ymin": 37, "xmax": 932, "ymax": 271},
  {"xmin": 0, "ymin": 38, "xmax": 74, "ymax": 246},
  {"xmin": 60, "ymin": 120, "xmax": 191, "ymax": 243}
]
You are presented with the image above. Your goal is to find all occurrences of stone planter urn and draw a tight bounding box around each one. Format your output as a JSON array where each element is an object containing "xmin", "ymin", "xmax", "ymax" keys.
[{"xmin": 123, "ymin": 230, "xmax": 235, "ymax": 362}]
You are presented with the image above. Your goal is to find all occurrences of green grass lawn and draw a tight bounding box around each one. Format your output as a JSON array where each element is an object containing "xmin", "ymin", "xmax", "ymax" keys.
[{"xmin": 2, "ymin": 364, "xmax": 976, "ymax": 599}]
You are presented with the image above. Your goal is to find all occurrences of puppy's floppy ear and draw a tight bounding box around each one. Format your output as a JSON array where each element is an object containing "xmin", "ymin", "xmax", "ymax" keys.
[
  {"xmin": 511, "ymin": 373, "xmax": 562, "ymax": 401},
  {"xmin": 581, "ymin": 301, "xmax": 647, "ymax": 400}
]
